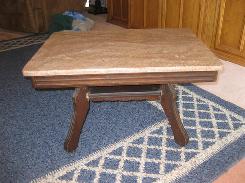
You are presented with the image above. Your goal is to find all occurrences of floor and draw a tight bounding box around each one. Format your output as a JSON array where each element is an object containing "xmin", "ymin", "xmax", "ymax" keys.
[
  {"xmin": 197, "ymin": 60, "xmax": 245, "ymax": 109},
  {"xmin": 214, "ymin": 159, "xmax": 245, "ymax": 183},
  {"xmin": 0, "ymin": 28, "xmax": 29, "ymax": 41},
  {"xmin": 1, "ymin": 13, "xmax": 244, "ymax": 182}
]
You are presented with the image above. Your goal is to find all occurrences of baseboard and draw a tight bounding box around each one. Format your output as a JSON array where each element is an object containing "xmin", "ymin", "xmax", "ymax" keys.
[
  {"xmin": 212, "ymin": 49, "xmax": 245, "ymax": 67},
  {"xmin": 107, "ymin": 19, "xmax": 129, "ymax": 28}
]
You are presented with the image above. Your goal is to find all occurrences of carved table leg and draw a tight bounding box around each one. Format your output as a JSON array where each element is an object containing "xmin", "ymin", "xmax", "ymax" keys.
[
  {"xmin": 160, "ymin": 84, "xmax": 189, "ymax": 146},
  {"xmin": 64, "ymin": 87, "xmax": 89, "ymax": 152}
]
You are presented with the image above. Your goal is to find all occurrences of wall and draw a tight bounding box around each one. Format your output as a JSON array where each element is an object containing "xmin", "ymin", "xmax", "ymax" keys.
[{"xmin": 0, "ymin": 0, "xmax": 85, "ymax": 33}]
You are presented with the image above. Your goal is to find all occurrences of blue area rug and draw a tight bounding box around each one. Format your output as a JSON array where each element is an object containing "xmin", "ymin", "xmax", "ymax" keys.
[{"xmin": 0, "ymin": 44, "xmax": 244, "ymax": 183}]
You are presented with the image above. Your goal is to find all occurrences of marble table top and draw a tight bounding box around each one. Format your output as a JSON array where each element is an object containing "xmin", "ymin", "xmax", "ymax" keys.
[{"xmin": 23, "ymin": 29, "xmax": 223, "ymax": 77}]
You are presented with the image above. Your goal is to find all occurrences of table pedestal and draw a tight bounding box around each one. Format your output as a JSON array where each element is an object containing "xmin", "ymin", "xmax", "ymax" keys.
[{"xmin": 64, "ymin": 84, "xmax": 189, "ymax": 152}]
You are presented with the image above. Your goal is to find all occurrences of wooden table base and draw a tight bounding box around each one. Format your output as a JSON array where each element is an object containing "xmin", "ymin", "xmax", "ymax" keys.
[{"xmin": 64, "ymin": 84, "xmax": 189, "ymax": 152}]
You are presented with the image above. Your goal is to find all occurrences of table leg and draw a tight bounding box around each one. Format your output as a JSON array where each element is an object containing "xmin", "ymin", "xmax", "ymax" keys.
[
  {"xmin": 64, "ymin": 87, "xmax": 89, "ymax": 152},
  {"xmin": 160, "ymin": 84, "xmax": 189, "ymax": 146}
]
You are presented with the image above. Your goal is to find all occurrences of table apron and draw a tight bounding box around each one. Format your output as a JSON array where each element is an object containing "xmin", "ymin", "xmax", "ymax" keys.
[{"xmin": 30, "ymin": 71, "xmax": 218, "ymax": 89}]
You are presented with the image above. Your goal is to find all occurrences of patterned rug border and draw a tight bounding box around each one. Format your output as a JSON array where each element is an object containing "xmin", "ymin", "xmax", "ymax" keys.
[
  {"xmin": 32, "ymin": 120, "xmax": 167, "ymax": 183},
  {"xmin": 182, "ymin": 84, "xmax": 245, "ymax": 117},
  {"xmin": 0, "ymin": 33, "xmax": 49, "ymax": 52},
  {"xmin": 166, "ymin": 128, "xmax": 244, "ymax": 182},
  {"xmin": 0, "ymin": 34, "xmax": 34, "ymax": 43},
  {"xmin": 170, "ymin": 84, "xmax": 245, "ymax": 182},
  {"xmin": 34, "ymin": 125, "xmax": 244, "ymax": 183},
  {"xmin": 185, "ymin": 84, "xmax": 245, "ymax": 117},
  {"xmin": 0, "ymin": 33, "xmax": 48, "ymax": 43},
  {"xmin": 175, "ymin": 134, "xmax": 245, "ymax": 183},
  {"xmin": 32, "ymin": 84, "xmax": 245, "ymax": 183}
]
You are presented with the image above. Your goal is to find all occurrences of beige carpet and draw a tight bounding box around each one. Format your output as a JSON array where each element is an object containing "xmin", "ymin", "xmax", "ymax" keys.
[{"xmin": 197, "ymin": 60, "xmax": 245, "ymax": 109}]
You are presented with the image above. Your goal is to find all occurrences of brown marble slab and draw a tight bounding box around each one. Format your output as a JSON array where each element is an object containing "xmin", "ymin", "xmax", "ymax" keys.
[{"xmin": 22, "ymin": 29, "xmax": 223, "ymax": 77}]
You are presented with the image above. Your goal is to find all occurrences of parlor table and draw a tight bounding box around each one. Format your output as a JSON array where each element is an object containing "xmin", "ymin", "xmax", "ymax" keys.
[{"xmin": 22, "ymin": 29, "xmax": 222, "ymax": 152}]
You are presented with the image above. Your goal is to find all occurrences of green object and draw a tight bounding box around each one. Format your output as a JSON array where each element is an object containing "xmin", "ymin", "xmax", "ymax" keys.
[{"xmin": 49, "ymin": 14, "xmax": 73, "ymax": 34}]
